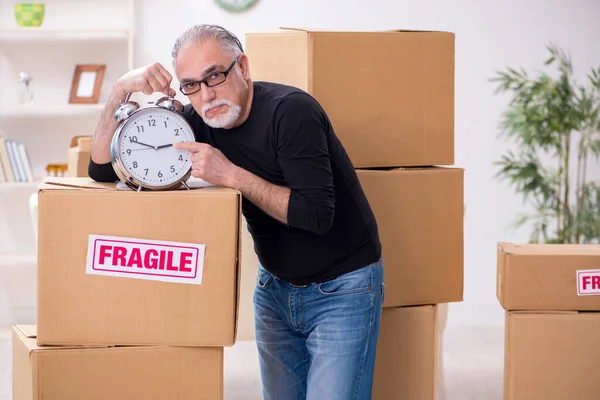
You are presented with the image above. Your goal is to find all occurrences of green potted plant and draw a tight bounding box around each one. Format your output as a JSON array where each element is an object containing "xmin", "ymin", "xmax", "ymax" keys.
[{"xmin": 492, "ymin": 44, "xmax": 600, "ymax": 244}]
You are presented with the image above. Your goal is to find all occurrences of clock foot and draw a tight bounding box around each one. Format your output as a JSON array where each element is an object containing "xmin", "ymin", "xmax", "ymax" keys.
[{"xmin": 181, "ymin": 181, "xmax": 191, "ymax": 190}]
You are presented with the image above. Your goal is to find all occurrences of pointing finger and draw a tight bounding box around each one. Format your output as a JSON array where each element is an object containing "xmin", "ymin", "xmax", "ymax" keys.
[
  {"xmin": 173, "ymin": 141, "xmax": 209, "ymax": 153},
  {"xmin": 173, "ymin": 141, "xmax": 197, "ymax": 151}
]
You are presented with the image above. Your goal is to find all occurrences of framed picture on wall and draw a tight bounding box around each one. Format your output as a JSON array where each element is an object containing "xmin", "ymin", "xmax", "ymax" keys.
[{"xmin": 69, "ymin": 64, "xmax": 106, "ymax": 104}]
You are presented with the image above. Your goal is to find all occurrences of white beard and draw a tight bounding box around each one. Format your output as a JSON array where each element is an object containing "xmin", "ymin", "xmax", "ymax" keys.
[{"xmin": 201, "ymin": 99, "xmax": 242, "ymax": 129}]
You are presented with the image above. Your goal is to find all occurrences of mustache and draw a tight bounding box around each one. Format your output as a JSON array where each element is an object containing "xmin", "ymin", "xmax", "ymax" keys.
[{"xmin": 202, "ymin": 99, "xmax": 235, "ymax": 116}]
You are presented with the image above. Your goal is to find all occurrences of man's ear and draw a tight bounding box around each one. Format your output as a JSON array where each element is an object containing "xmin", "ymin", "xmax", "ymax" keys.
[{"xmin": 238, "ymin": 54, "xmax": 251, "ymax": 80}]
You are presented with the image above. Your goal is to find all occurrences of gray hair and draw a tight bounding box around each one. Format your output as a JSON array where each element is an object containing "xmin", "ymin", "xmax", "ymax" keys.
[{"xmin": 171, "ymin": 24, "xmax": 244, "ymax": 67}]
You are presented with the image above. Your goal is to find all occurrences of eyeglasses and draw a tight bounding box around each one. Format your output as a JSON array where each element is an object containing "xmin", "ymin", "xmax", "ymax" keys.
[{"xmin": 179, "ymin": 56, "xmax": 239, "ymax": 96}]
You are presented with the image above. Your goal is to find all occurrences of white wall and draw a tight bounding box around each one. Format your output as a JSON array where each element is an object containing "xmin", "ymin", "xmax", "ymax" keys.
[{"xmin": 131, "ymin": 0, "xmax": 600, "ymax": 327}]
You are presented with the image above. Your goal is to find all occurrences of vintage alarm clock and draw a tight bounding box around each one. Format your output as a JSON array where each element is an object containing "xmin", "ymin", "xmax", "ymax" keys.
[{"xmin": 110, "ymin": 92, "xmax": 196, "ymax": 191}]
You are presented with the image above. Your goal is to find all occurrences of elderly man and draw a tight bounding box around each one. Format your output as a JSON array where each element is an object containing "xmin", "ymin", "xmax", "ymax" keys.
[{"xmin": 88, "ymin": 24, "xmax": 384, "ymax": 400}]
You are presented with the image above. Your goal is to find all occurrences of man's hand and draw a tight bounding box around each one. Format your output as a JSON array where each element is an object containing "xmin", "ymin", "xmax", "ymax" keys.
[
  {"xmin": 115, "ymin": 62, "xmax": 176, "ymax": 99},
  {"xmin": 173, "ymin": 141, "xmax": 291, "ymax": 225},
  {"xmin": 91, "ymin": 62, "xmax": 177, "ymax": 165},
  {"xmin": 173, "ymin": 142, "xmax": 239, "ymax": 187}
]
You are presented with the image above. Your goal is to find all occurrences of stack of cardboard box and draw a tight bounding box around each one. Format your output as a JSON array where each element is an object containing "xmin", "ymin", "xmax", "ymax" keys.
[
  {"xmin": 12, "ymin": 177, "xmax": 243, "ymax": 399},
  {"xmin": 497, "ymin": 242, "xmax": 600, "ymax": 400},
  {"xmin": 246, "ymin": 28, "xmax": 464, "ymax": 399}
]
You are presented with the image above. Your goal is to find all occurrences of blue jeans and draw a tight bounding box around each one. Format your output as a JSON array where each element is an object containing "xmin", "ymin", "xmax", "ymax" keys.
[{"xmin": 253, "ymin": 258, "xmax": 384, "ymax": 400}]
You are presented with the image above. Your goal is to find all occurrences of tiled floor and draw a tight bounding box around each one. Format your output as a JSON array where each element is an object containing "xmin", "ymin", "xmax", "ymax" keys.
[{"xmin": 0, "ymin": 326, "xmax": 503, "ymax": 400}]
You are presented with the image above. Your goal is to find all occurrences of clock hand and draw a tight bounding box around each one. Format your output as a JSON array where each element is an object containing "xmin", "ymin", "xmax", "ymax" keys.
[
  {"xmin": 156, "ymin": 143, "xmax": 173, "ymax": 150},
  {"xmin": 130, "ymin": 139, "xmax": 156, "ymax": 149}
]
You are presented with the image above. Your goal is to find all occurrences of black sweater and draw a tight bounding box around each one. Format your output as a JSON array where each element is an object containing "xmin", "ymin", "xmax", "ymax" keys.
[{"xmin": 89, "ymin": 81, "xmax": 381, "ymax": 285}]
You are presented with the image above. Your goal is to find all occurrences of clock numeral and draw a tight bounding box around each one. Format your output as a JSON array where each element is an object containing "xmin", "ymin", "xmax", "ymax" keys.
[
  {"xmin": 174, "ymin": 128, "xmax": 180, "ymax": 136},
  {"xmin": 144, "ymin": 168, "xmax": 149, "ymax": 176},
  {"xmin": 163, "ymin": 121, "xmax": 168, "ymax": 128},
  {"xmin": 170, "ymin": 165, "xmax": 175, "ymax": 173},
  {"xmin": 148, "ymin": 119, "xmax": 156, "ymax": 127},
  {"xmin": 158, "ymin": 171, "xmax": 163, "ymax": 178},
  {"xmin": 130, "ymin": 136, "xmax": 138, "ymax": 143},
  {"xmin": 133, "ymin": 161, "xmax": 138, "ymax": 168},
  {"xmin": 178, "ymin": 154, "xmax": 184, "ymax": 162},
  {"xmin": 136, "ymin": 125, "xmax": 144, "ymax": 133},
  {"xmin": 126, "ymin": 149, "xmax": 131, "ymax": 156}
]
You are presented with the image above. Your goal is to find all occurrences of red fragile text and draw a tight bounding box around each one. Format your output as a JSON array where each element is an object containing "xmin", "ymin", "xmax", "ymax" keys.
[
  {"xmin": 581, "ymin": 275, "xmax": 600, "ymax": 291},
  {"xmin": 98, "ymin": 245, "xmax": 193, "ymax": 273}
]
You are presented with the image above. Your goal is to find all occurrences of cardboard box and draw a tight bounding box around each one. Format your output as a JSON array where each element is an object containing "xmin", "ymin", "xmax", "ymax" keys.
[
  {"xmin": 505, "ymin": 311, "xmax": 600, "ymax": 400},
  {"xmin": 245, "ymin": 28, "xmax": 455, "ymax": 168},
  {"xmin": 357, "ymin": 167, "xmax": 464, "ymax": 307},
  {"xmin": 67, "ymin": 136, "xmax": 92, "ymax": 177},
  {"xmin": 497, "ymin": 242, "xmax": 600, "ymax": 311},
  {"xmin": 12, "ymin": 325, "xmax": 223, "ymax": 400},
  {"xmin": 37, "ymin": 177, "xmax": 241, "ymax": 347},
  {"xmin": 373, "ymin": 305, "xmax": 441, "ymax": 399}
]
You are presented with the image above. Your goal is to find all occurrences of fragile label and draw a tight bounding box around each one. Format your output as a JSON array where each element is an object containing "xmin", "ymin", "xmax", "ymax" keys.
[
  {"xmin": 577, "ymin": 270, "xmax": 600, "ymax": 296},
  {"xmin": 86, "ymin": 234, "xmax": 205, "ymax": 285}
]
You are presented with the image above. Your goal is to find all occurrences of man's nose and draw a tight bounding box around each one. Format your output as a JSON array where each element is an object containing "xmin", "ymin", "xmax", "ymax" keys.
[{"xmin": 200, "ymin": 83, "xmax": 216, "ymax": 102}]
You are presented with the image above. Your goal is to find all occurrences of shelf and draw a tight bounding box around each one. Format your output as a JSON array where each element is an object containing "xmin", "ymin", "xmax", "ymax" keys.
[
  {"xmin": 0, "ymin": 104, "xmax": 105, "ymax": 118},
  {"xmin": 0, "ymin": 181, "xmax": 41, "ymax": 188},
  {"xmin": 0, "ymin": 28, "xmax": 129, "ymax": 43}
]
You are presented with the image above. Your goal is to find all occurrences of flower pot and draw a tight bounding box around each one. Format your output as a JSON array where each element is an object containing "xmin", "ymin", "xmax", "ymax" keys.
[{"xmin": 14, "ymin": 3, "xmax": 45, "ymax": 27}]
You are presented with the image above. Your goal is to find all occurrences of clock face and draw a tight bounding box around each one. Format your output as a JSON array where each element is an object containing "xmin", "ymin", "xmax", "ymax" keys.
[
  {"xmin": 215, "ymin": 0, "xmax": 258, "ymax": 12},
  {"xmin": 116, "ymin": 107, "xmax": 195, "ymax": 188}
]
